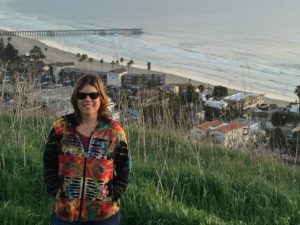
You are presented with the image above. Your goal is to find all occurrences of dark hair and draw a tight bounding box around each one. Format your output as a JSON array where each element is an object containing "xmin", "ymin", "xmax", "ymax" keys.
[{"xmin": 71, "ymin": 74, "xmax": 110, "ymax": 123}]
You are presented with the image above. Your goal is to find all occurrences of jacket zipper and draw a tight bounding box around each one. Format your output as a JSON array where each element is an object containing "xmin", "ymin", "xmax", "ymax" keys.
[
  {"xmin": 78, "ymin": 157, "xmax": 87, "ymax": 221},
  {"xmin": 78, "ymin": 133, "xmax": 92, "ymax": 222}
]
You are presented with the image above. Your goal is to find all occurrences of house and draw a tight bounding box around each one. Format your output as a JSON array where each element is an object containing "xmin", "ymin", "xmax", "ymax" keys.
[
  {"xmin": 107, "ymin": 68, "xmax": 127, "ymax": 87},
  {"xmin": 287, "ymin": 103, "xmax": 299, "ymax": 114},
  {"xmin": 209, "ymin": 122, "xmax": 244, "ymax": 148},
  {"xmin": 162, "ymin": 83, "xmax": 179, "ymax": 94},
  {"xmin": 189, "ymin": 120, "xmax": 222, "ymax": 141},
  {"xmin": 190, "ymin": 120, "xmax": 247, "ymax": 148},
  {"xmin": 122, "ymin": 73, "xmax": 165, "ymax": 89},
  {"xmin": 49, "ymin": 62, "xmax": 75, "ymax": 82},
  {"xmin": 204, "ymin": 99, "xmax": 227, "ymax": 110},
  {"xmin": 223, "ymin": 92, "xmax": 264, "ymax": 110}
]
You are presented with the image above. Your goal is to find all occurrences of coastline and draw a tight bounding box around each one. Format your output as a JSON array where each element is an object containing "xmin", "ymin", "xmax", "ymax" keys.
[{"xmin": 6, "ymin": 34, "xmax": 291, "ymax": 107}]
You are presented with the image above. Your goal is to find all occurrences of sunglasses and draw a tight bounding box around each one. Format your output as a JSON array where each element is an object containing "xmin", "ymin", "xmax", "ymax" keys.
[{"xmin": 77, "ymin": 92, "xmax": 100, "ymax": 100}]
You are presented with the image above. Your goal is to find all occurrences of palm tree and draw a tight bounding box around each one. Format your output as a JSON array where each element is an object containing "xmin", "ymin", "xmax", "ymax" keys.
[
  {"xmin": 127, "ymin": 62, "xmax": 131, "ymax": 74},
  {"xmin": 198, "ymin": 84, "xmax": 204, "ymax": 110},
  {"xmin": 111, "ymin": 61, "xmax": 115, "ymax": 70},
  {"xmin": 147, "ymin": 62, "xmax": 151, "ymax": 73},
  {"xmin": 89, "ymin": 57, "xmax": 94, "ymax": 72},
  {"xmin": 295, "ymin": 85, "xmax": 300, "ymax": 116},
  {"xmin": 81, "ymin": 54, "xmax": 88, "ymax": 71},
  {"xmin": 76, "ymin": 53, "xmax": 81, "ymax": 68},
  {"xmin": 115, "ymin": 60, "xmax": 119, "ymax": 69},
  {"xmin": 129, "ymin": 59, "xmax": 134, "ymax": 74},
  {"xmin": 120, "ymin": 57, "xmax": 124, "ymax": 66},
  {"xmin": 78, "ymin": 57, "xmax": 84, "ymax": 72},
  {"xmin": 100, "ymin": 59, "xmax": 104, "ymax": 72}
]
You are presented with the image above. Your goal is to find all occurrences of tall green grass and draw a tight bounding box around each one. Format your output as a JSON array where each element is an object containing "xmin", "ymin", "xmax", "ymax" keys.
[{"xmin": 0, "ymin": 113, "xmax": 299, "ymax": 225}]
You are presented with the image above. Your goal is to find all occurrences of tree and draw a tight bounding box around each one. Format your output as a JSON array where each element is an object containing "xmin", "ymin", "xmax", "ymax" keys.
[
  {"xmin": 129, "ymin": 59, "xmax": 134, "ymax": 74},
  {"xmin": 198, "ymin": 84, "xmax": 205, "ymax": 110},
  {"xmin": 270, "ymin": 111, "xmax": 287, "ymax": 151},
  {"xmin": 88, "ymin": 57, "xmax": 94, "ymax": 72},
  {"xmin": 213, "ymin": 86, "xmax": 228, "ymax": 98},
  {"xmin": 147, "ymin": 62, "xmax": 151, "ymax": 72},
  {"xmin": 29, "ymin": 45, "xmax": 45, "ymax": 62},
  {"xmin": 80, "ymin": 54, "xmax": 88, "ymax": 71},
  {"xmin": 111, "ymin": 61, "xmax": 115, "ymax": 70},
  {"xmin": 0, "ymin": 38, "xmax": 4, "ymax": 61},
  {"xmin": 147, "ymin": 74, "xmax": 157, "ymax": 88},
  {"xmin": 78, "ymin": 57, "xmax": 84, "ymax": 72},
  {"xmin": 127, "ymin": 62, "xmax": 131, "ymax": 74},
  {"xmin": 5, "ymin": 42, "xmax": 19, "ymax": 62},
  {"xmin": 186, "ymin": 84, "xmax": 195, "ymax": 103},
  {"xmin": 270, "ymin": 127, "xmax": 286, "ymax": 151},
  {"xmin": 285, "ymin": 112, "xmax": 300, "ymax": 126},
  {"xmin": 271, "ymin": 111, "xmax": 286, "ymax": 127},
  {"xmin": 120, "ymin": 57, "xmax": 124, "ymax": 66},
  {"xmin": 295, "ymin": 85, "xmax": 300, "ymax": 116},
  {"xmin": 100, "ymin": 59, "xmax": 104, "ymax": 72}
]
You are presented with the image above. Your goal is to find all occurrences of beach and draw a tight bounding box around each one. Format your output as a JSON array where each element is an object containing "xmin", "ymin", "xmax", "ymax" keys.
[{"xmin": 8, "ymin": 34, "xmax": 291, "ymax": 107}]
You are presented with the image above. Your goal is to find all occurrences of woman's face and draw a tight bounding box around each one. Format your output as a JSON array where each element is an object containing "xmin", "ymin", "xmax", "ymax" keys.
[{"xmin": 77, "ymin": 84, "xmax": 101, "ymax": 117}]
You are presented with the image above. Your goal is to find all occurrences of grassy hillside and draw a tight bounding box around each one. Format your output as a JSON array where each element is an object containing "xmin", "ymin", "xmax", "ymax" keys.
[{"xmin": 0, "ymin": 113, "xmax": 299, "ymax": 225}]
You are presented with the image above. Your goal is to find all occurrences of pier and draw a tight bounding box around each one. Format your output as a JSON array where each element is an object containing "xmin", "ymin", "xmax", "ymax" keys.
[{"xmin": 0, "ymin": 28, "xmax": 143, "ymax": 38}]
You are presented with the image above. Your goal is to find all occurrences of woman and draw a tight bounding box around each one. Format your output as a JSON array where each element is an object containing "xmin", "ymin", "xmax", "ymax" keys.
[{"xmin": 44, "ymin": 74, "xmax": 130, "ymax": 225}]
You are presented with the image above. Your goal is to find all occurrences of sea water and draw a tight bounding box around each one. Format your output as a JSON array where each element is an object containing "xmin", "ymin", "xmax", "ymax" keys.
[{"xmin": 0, "ymin": 0, "xmax": 299, "ymax": 102}]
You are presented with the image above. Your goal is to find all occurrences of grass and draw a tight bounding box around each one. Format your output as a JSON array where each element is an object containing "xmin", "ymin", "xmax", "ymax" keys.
[{"xmin": 0, "ymin": 112, "xmax": 299, "ymax": 225}]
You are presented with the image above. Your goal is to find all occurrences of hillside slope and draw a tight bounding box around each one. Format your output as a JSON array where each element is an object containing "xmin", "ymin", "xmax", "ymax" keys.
[{"xmin": 0, "ymin": 113, "xmax": 299, "ymax": 225}]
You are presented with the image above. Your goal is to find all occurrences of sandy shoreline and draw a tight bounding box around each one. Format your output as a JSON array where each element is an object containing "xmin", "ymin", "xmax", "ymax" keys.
[{"xmin": 5, "ymin": 34, "xmax": 290, "ymax": 107}]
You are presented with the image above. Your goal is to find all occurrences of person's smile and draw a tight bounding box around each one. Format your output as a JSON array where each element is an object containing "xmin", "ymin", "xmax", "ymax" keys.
[{"xmin": 77, "ymin": 85, "xmax": 101, "ymax": 117}]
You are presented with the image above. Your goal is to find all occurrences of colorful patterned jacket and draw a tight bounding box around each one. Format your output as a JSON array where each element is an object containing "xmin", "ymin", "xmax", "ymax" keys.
[{"xmin": 43, "ymin": 113, "xmax": 130, "ymax": 222}]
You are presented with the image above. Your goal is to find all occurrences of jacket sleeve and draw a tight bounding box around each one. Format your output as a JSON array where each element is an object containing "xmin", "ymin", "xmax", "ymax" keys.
[
  {"xmin": 43, "ymin": 127, "xmax": 61, "ymax": 197},
  {"xmin": 113, "ymin": 131, "xmax": 131, "ymax": 201}
]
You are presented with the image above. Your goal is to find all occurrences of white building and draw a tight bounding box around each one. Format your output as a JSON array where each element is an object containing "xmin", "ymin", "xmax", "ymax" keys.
[
  {"xmin": 107, "ymin": 68, "xmax": 127, "ymax": 87},
  {"xmin": 189, "ymin": 120, "xmax": 222, "ymax": 141},
  {"xmin": 191, "ymin": 117, "xmax": 263, "ymax": 148},
  {"xmin": 204, "ymin": 99, "xmax": 228, "ymax": 110},
  {"xmin": 223, "ymin": 92, "xmax": 264, "ymax": 110},
  {"xmin": 288, "ymin": 103, "xmax": 299, "ymax": 114},
  {"xmin": 163, "ymin": 83, "xmax": 180, "ymax": 94},
  {"xmin": 209, "ymin": 122, "xmax": 244, "ymax": 148}
]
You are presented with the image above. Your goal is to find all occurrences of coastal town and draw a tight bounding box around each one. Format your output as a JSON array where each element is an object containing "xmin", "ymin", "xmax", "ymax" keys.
[{"xmin": 0, "ymin": 37, "xmax": 300, "ymax": 163}]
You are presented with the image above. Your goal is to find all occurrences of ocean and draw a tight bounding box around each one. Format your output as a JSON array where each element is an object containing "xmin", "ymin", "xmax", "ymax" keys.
[{"xmin": 1, "ymin": 0, "xmax": 300, "ymax": 102}]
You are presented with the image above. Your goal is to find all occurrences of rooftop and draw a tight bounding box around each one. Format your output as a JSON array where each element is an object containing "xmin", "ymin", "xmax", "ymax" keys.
[
  {"xmin": 288, "ymin": 103, "xmax": 299, "ymax": 113},
  {"xmin": 108, "ymin": 68, "xmax": 127, "ymax": 74},
  {"xmin": 194, "ymin": 120, "xmax": 222, "ymax": 131},
  {"xmin": 223, "ymin": 92, "xmax": 263, "ymax": 102},
  {"xmin": 205, "ymin": 99, "xmax": 227, "ymax": 110},
  {"xmin": 213, "ymin": 122, "xmax": 243, "ymax": 133}
]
